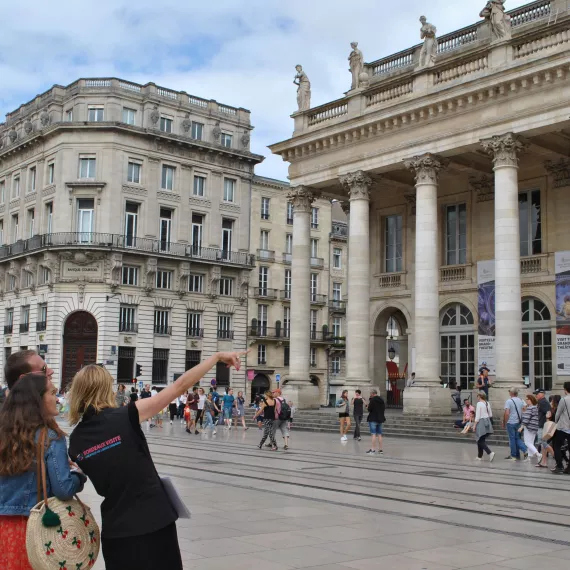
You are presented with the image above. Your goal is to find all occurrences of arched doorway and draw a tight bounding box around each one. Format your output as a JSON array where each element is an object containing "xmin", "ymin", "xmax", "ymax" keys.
[
  {"xmin": 62, "ymin": 311, "xmax": 98, "ymax": 391},
  {"xmin": 522, "ymin": 298, "xmax": 553, "ymax": 391},
  {"xmin": 251, "ymin": 374, "xmax": 270, "ymax": 403},
  {"xmin": 440, "ymin": 303, "xmax": 475, "ymax": 390}
]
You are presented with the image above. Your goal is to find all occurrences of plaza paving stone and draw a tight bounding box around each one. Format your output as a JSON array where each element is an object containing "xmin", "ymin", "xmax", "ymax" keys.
[{"xmin": 76, "ymin": 422, "xmax": 570, "ymax": 569}]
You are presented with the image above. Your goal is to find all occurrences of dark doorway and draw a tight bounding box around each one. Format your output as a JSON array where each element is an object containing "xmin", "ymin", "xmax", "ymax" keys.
[
  {"xmin": 215, "ymin": 361, "xmax": 230, "ymax": 389},
  {"xmin": 251, "ymin": 374, "xmax": 270, "ymax": 403},
  {"xmin": 117, "ymin": 347, "xmax": 135, "ymax": 383},
  {"xmin": 62, "ymin": 311, "xmax": 98, "ymax": 391}
]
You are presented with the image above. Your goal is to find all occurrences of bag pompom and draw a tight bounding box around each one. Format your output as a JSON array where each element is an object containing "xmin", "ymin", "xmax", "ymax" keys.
[{"xmin": 42, "ymin": 507, "xmax": 61, "ymax": 527}]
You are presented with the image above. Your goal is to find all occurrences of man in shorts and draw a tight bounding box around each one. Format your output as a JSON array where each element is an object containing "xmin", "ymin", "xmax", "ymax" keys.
[
  {"xmin": 272, "ymin": 389, "xmax": 291, "ymax": 450},
  {"xmin": 535, "ymin": 388, "xmax": 553, "ymax": 467},
  {"xmin": 366, "ymin": 389, "xmax": 386, "ymax": 455}
]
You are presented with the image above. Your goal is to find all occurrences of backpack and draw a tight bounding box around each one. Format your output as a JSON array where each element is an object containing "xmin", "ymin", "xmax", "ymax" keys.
[{"xmin": 277, "ymin": 398, "xmax": 291, "ymax": 421}]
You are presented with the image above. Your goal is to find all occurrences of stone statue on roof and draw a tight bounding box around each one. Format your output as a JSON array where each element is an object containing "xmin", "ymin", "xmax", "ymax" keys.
[
  {"xmin": 418, "ymin": 16, "xmax": 438, "ymax": 68},
  {"xmin": 348, "ymin": 42, "xmax": 364, "ymax": 90},
  {"xmin": 294, "ymin": 65, "xmax": 311, "ymax": 112},
  {"xmin": 480, "ymin": 0, "xmax": 511, "ymax": 40}
]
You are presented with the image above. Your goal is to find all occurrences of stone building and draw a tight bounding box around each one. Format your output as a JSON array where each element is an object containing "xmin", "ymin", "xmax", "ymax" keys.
[
  {"xmin": 0, "ymin": 78, "xmax": 262, "ymax": 390},
  {"xmin": 270, "ymin": 0, "xmax": 570, "ymax": 412},
  {"xmin": 247, "ymin": 176, "xmax": 348, "ymax": 404}
]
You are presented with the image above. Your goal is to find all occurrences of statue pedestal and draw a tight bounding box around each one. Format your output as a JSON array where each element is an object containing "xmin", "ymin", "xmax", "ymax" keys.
[
  {"xmin": 281, "ymin": 381, "xmax": 320, "ymax": 410},
  {"xmin": 403, "ymin": 385, "xmax": 450, "ymax": 416}
]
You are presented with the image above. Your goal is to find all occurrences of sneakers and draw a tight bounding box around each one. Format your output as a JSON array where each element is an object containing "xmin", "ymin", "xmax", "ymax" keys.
[
  {"xmin": 366, "ymin": 449, "xmax": 376, "ymax": 454},
  {"xmin": 489, "ymin": 452, "xmax": 495, "ymax": 462},
  {"xmin": 213, "ymin": 430, "xmax": 217, "ymax": 435},
  {"xmin": 551, "ymin": 467, "xmax": 565, "ymax": 474},
  {"xmin": 506, "ymin": 457, "xmax": 518, "ymax": 461},
  {"xmin": 170, "ymin": 420, "xmax": 173, "ymax": 425},
  {"xmin": 522, "ymin": 452, "xmax": 529, "ymax": 461},
  {"xmin": 341, "ymin": 435, "xmax": 348, "ymax": 442},
  {"xmin": 194, "ymin": 430, "xmax": 199, "ymax": 435},
  {"xmin": 378, "ymin": 450, "xmax": 383, "ymax": 455},
  {"xmin": 476, "ymin": 457, "xmax": 483, "ymax": 461}
]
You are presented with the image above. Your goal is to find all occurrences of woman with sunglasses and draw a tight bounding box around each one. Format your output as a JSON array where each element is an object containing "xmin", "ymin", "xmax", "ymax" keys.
[
  {"xmin": 0, "ymin": 373, "xmax": 85, "ymax": 570},
  {"xmin": 68, "ymin": 351, "xmax": 246, "ymax": 570}
]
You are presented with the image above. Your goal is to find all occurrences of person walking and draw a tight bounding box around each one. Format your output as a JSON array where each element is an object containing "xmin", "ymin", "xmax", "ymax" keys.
[
  {"xmin": 366, "ymin": 389, "xmax": 386, "ymax": 455},
  {"xmin": 474, "ymin": 391, "xmax": 495, "ymax": 462},
  {"xmin": 336, "ymin": 390, "xmax": 351, "ymax": 442},
  {"xmin": 273, "ymin": 389, "xmax": 291, "ymax": 450},
  {"xmin": 535, "ymin": 389, "xmax": 553, "ymax": 468},
  {"xmin": 169, "ymin": 397, "xmax": 178, "ymax": 425},
  {"xmin": 503, "ymin": 387, "xmax": 528, "ymax": 461},
  {"xmin": 0, "ymin": 373, "xmax": 86, "ymax": 570},
  {"xmin": 195, "ymin": 387, "xmax": 206, "ymax": 430},
  {"xmin": 203, "ymin": 392, "xmax": 219, "ymax": 435},
  {"xmin": 68, "ymin": 351, "xmax": 245, "ymax": 570},
  {"xmin": 352, "ymin": 389, "xmax": 364, "ymax": 441},
  {"xmin": 115, "ymin": 384, "xmax": 128, "ymax": 407},
  {"xmin": 551, "ymin": 381, "xmax": 570, "ymax": 475},
  {"xmin": 236, "ymin": 391, "xmax": 248, "ymax": 430},
  {"xmin": 222, "ymin": 388, "xmax": 235, "ymax": 429},
  {"xmin": 256, "ymin": 391, "xmax": 277, "ymax": 450},
  {"xmin": 520, "ymin": 394, "xmax": 540, "ymax": 460},
  {"xmin": 189, "ymin": 387, "xmax": 200, "ymax": 434},
  {"xmin": 178, "ymin": 392, "xmax": 187, "ymax": 423}
]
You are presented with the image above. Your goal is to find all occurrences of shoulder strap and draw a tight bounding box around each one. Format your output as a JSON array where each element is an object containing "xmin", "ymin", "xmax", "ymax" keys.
[{"xmin": 511, "ymin": 398, "xmax": 522, "ymax": 422}]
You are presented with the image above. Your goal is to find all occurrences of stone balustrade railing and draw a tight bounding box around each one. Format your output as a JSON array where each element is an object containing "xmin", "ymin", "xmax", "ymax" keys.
[
  {"xmin": 521, "ymin": 254, "xmax": 549, "ymax": 274},
  {"xmin": 437, "ymin": 24, "xmax": 479, "ymax": 53},
  {"xmin": 370, "ymin": 47, "xmax": 416, "ymax": 76},
  {"xmin": 510, "ymin": 0, "xmax": 551, "ymax": 27},
  {"xmin": 440, "ymin": 265, "xmax": 469, "ymax": 282},
  {"xmin": 514, "ymin": 26, "xmax": 570, "ymax": 58},
  {"xmin": 434, "ymin": 55, "xmax": 488, "ymax": 85},
  {"xmin": 379, "ymin": 272, "xmax": 405, "ymax": 288},
  {"xmin": 366, "ymin": 81, "xmax": 414, "ymax": 108},
  {"xmin": 308, "ymin": 101, "xmax": 349, "ymax": 126}
]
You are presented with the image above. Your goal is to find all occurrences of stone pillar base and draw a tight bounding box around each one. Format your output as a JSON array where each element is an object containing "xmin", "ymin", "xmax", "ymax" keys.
[
  {"xmin": 403, "ymin": 385, "xmax": 451, "ymax": 416},
  {"xmin": 282, "ymin": 382, "xmax": 320, "ymax": 409}
]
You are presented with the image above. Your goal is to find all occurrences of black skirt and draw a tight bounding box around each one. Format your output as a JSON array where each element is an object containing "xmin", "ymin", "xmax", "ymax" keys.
[{"xmin": 101, "ymin": 523, "xmax": 183, "ymax": 570}]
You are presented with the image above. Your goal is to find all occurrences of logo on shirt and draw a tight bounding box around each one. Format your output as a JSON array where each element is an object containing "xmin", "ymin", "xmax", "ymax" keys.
[{"xmin": 78, "ymin": 435, "xmax": 122, "ymax": 461}]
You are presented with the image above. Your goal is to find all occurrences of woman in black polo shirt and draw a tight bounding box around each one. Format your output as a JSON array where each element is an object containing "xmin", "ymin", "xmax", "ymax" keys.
[{"xmin": 68, "ymin": 351, "xmax": 245, "ymax": 570}]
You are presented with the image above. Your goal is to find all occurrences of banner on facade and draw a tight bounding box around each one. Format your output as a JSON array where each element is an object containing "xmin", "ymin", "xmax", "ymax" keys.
[
  {"xmin": 477, "ymin": 260, "xmax": 496, "ymax": 375},
  {"xmin": 555, "ymin": 252, "xmax": 570, "ymax": 376}
]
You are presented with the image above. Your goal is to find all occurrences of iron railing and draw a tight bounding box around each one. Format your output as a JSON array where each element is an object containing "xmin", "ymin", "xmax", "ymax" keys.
[
  {"xmin": 36, "ymin": 321, "xmax": 47, "ymax": 332},
  {"xmin": 154, "ymin": 325, "xmax": 172, "ymax": 335},
  {"xmin": 217, "ymin": 330, "xmax": 234, "ymax": 340},
  {"xmin": 248, "ymin": 326, "xmax": 291, "ymax": 339},
  {"xmin": 4, "ymin": 325, "xmax": 13, "ymax": 334},
  {"xmin": 19, "ymin": 323, "xmax": 30, "ymax": 333},
  {"xmin": 119, "ymin": 322, "xmax": 139, "ymax": 333},
  {"xmin": 186, "ymin": 328, "xmax": 204, "ymax": 338},
  {"xmin": 253, "ymin": 288, "xmax": 278, "ymax": 299}
]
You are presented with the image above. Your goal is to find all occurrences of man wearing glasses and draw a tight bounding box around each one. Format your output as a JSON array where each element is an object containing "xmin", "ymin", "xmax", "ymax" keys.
[{"xmin": 5, "ymin": 349, "xmax": 54, "ymax": 390}]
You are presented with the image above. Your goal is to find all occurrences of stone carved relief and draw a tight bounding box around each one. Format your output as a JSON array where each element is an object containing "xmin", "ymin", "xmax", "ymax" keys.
[
  {"xmin": 59, "ymin": 251, "xmax": 103, "ymax": 265},
  {"xmin": 469, "ymin": 175, "xmax": 495, "ymax": 202},
  {"xmin": 545, "ymin": 158, "xmax": 570, "ymax": 188},
  {"xmin": 122, "ymin": 184, "xmax": 148, "ymax": 197},
  {"xmin": 287, "ymin": 186, "xmax": 315, "ymax": 213},
  {"xmin": 208, "ymin": 266, "xmax": 221, "ymax": 301},
  {"xmin": 404, "ymin": 192, "xmax": 417, "ymax": 216},
  {"xmin": 239, "ymin": 270, "xmax": 250, "ymax": 304},
  {"xmin": 182, "ymin": 114, "xmax": 191, "ymax": 133},
  {"xmin": 480, "ymin": 0, "xmax": 511, "ymax": 40},
  {"xmin": 24, "ymin": 121, "xmax": 33, "ymax": 135},
  {"xmin": 150, "ymin": 105, "xmax": 160, "ymax": 126},
  {"xmin": 40, "ymin": 111, "xmax": 50, "ymax": 127},
  {"xmin": 241, "ymin": 132, "xmax": 250, "ymax": 149},
  {"xmin": 109, "ymin": 253, "xmax": 123, "ymax": 285},
  {"xmin": 77, "ymin": 282, "xmax": 86, "ymax": 304},
  {"xmin": 339, "ymin": 170, "xmax": 373, "ymax": 200},
  {"xmin": 216, "ymin": 304, "xmax": 235, "ymax": 315},
  {"xmin": 219, "ymin": 203, "xmax": 241, "ymax": 213},
  {"xmin": 418, "ymin": 16, "xmax": 438, "ymax": 68},
  {"xmin": 212, "ymin": 122, "xmax": 222, "ymax": 141},
  {"xmin": 480, "ymin": 132, "xmax": 526, "ymax": 168},
  {"xmin": 189, "ymin": 196, "xmax": 212, "ymax": 208},
  {"xmin": 40, "ymin": 252, "xmax": 59, "ymax": 285},
  {"xmin": 348, "ymin": 42, "xmax": 365, "ymax": 90},
  {"xmin": 23, "ymin": 257, "xmax": 38, "ymax": 287},
  {"xmin": 8, "ymin": 130, "xmax": 17, "ymax": 143},
  {"xmin": 145, "ymin": 259, "xmax": 157, "ymax": 293},
  {"xmin": 294, "ymin": 65, "xmax": 311, "ymax": 112},
  {"xmin": 178, "ymin": 262, "xmax": 190, "ymax": 296},
  {"xmin": 403, "ymin": 153, "xmax": 449, "ymax": 185}
]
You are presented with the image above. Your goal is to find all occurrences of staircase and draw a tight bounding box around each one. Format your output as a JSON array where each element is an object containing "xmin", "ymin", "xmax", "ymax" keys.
[{"xmin": 247, "ymin": 408, "xmax": 511, "ymax": 446}]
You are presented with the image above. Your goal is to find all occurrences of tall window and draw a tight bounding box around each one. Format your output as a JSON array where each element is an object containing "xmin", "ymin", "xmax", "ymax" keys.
[
  {"xmin": 310, "ymin": 347, "xmax": 317, "ymax": 367},
  {"xmin": 223, "ymin": 178, "xmax": 235, "ymax": 202},
  {"xmin": 331, "ymin": 356, "xmax": 341, "ymax": 375},
  {"xmin": 79, "ymin": 157, "xmax": 96, "ymax": 179},
  {"xmin": 284, "ymin": 346, "xmax": 290, "ymax": 366},
  {"xmin": 187, "ymin": 312, "xmax": 202, "ymax": 337},
  {"xmin": 260, "ymin": 230, "xmax": 269, "ymax": 251},
  {"xmin": 185, "ymin": 350, "xmax": 201, "ymax": 370},
  {"xmin": 41, "ymin": 267, "xmax": 51, "ymax": 285},
  {"xmin": 446, "ymin": 204, "xmax": 467, "ymax": 265},
  {"xmin": 77, "ymin": 199, "xmax": 95, "ymax": 242},
  {"xmin": 20, "ymin": 306, "xmax": 30, "ymax": 333},
  {"xmin": 5, "ymin": 309, "xmax": 14, "ymax": 334},
  {"xmin": 385, "ymin": 215, "xmax": 403, "ymax": 273},
  {"xmin": 310, "ymin": 310, "xmax": 318, "ymax": 335},
  {"xmin": 161, "ymin": 165, "xmax": 175, "ymax": 191},
  {"xmin": 66, "ymin": 109, "xmax": 73, "ymax": 122},
  {"xmin": 258, "ymin": 304, "xmax": 268, "ymax": 328},
  {"xmin": 47, "ymin": 163, "xmax": 55, "ymax": 185},
  {"xmin": 333, "ymin": 248, "xmax": 342, "ymax": 269},
  {"xmin": 285, "ymin": 233, "xmax": 293, "ymax": 254},
  {"xmin": 127, "ymin": 161, "xmax": 141, "ymax": 184},
  {"xmin": 261, "ymin": 197, "xmax": 270, "ymax": 220},
  {"xmin": 152, "ymin": 349, "xmax": 169, "ymax": 384},
  {"xmin": 154, "ymin": 310, "xmax": 170, "ymax": 335},
  {"xmin": 311, "ymin": 207, "xmax": 319, "ymax": 229},
  {"xmin": 258, "ymin": 266, "xmax": 268, "ymax": 295},
  {"xmin": 221, "ymin": 219, "xmax": 233, "ymax": 259},
  {"xmin": 519, "ymin": 190, "xmax": 542, "ymax": 256},
  {"xmin": 87, "ymin": 106, "xmax": 104, "ymax": 122},
  {"xmin": 193, "ymin": 176, "xmax": 205, "ymax": 197},
  {"xmin": 258, "ymin": 345, "xmax": 267, "ymax": 365},
  {"xmin": 124, "ymin": 202, "xmax": 138, "ymax": 247},
  {"xmin": 188, "ymin": 273, "xmax": 204, "ymax": 293},
  {"xmin": 0, "ymin": 220, "xmax": 3, "ymax": 245},
  {"xmin": 191, "ymin": 214, "xmax": 203, "ymax": 255},
  {"xmin": 284, "ymin": 269, "xmax": 292, "ymax": 299},
  {"xmin": 13, "ymin": 176, "xmax": 20, "ymax": 198},
  {"xmin": 0, "ymin": 181, "xmax": 5, "ymax": 203},
  {"xmin": 37, "ymin": 304, "xmax": 47, "ymax": 330},
  {"xmin": 122, "ymin": 108, "xmax": 136, "ymax": 125},
  {"xmin": 119, "ymin": 306, "xmax": 137, "ymax": 332},
  {"xmin": 220, "ymin": 133, "xmax": 233, "ymax": 148},
  {"xmin": 11, "ymin": 214, "xmax": 19, "ymax": 242},
  {"xmin": 159, "ymin": 208, "xmax": 172, "ymax": 252},
  {"xmin": 122, "ymin": 266, "xmax": 139, "ymax": 286},
  {"xmin": 310, "ymin": 239, "xmax": 319, "ymax": 258},
  {"xmin": 218, "ymin": 314, "xmax": 232, "ymax": 339},
  {"xmin": 191, "ymin": 122, "xmax": 204, "ymax": 140},
  {"xmin": 286, "ymin": 202, "xmax": 294, "ymax": 225},
  {"xmin": 310, "ymin": 273, "xmax": 318, "ymax": 302},
  {"xmin": 159, "ymin": 116, "xmax": 173, "ymax": 133},
  {"xmin": 27, "ymin": 209, "xmax": 35, "ymax": 238},
  {"xmin": 28, "ymin": 167, "xmax": 36, "ymax": 193},
  {"xmin": 156, "ymin": 270, "xmax": 173, "ymax": 289},
  {"xmin": 45, "ymin": 202, "xmax": 53, "ymax": 234},
  {"xmin": 219, "ymin": 277, "xmax": 234, "ymax": 296},
  {"xmin": 332, "ymin": 282, "xmax": 342, "ymax": 301},
  {"xmin": 117, "ymin": 347, "xmax": 135, "ymax": 383},
  {"xmin": 333, "ymin": 317, "xmax": 342, "ymax": 338},
  {"xmin": 283, "ymin": 306, "xmax": 290, "ymax": 336}
]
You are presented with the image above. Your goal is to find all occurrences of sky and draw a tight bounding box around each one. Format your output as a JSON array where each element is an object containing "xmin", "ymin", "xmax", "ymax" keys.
[{"xmin": 0, "ymin": 0, "xmax": 530, "ymax": 181}]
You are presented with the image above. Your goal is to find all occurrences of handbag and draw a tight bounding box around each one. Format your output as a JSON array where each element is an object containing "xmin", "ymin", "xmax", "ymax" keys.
[
  {"xmin": 543, "ymin": 420, "xmax": 557, "ymax": 441},
  {"xmin": 26, "ymin": 429, "xmax": 100, "ymax": 570}
]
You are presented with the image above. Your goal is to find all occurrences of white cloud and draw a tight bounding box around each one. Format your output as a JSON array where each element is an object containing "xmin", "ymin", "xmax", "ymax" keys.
[{"xmin": 1, "ymin": 0, "xmax": 530, "ymax": 179}]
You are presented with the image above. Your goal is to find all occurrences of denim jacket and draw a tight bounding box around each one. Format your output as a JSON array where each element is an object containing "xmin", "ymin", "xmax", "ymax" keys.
[{"xmin": 0, "ymin": 429, "xmax": 85, "ymax": 517}]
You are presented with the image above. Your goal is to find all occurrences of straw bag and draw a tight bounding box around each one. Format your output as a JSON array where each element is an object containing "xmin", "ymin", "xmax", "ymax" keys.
[{"xmin": 25, "ymin": 429, "xmax": 101, "ymax": 570}]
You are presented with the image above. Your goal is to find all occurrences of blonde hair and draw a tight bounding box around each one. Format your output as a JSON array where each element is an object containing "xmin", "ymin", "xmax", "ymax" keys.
[{"xmin": 68, "ymin": 365, "xmax": 116, "ymax": 425}]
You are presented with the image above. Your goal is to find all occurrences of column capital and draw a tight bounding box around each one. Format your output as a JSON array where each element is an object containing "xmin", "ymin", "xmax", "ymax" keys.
[
  {"xmin": 339, "ymin": 170, "xmax": 373, "ymax": 201},
  {"xmin": 403, "ymin": 153, "xmax": 449, "ymax": 185},
  {"xmin": 287, "ymin": 186, "xmax": 316, "ymax": 213},
  {"xmin": 481, "ymin": 132, "xmax": 527, "ymax": 168},
  {"xmin": 340, "ymin": 200, "xmax": 350, "ymax": 216}
]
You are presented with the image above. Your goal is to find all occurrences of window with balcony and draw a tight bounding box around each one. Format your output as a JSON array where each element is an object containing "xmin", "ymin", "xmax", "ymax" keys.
[
  {"xmin": 188, "ymin": 273, "xmax": 204, "ymax": 293},
  {"xmin": 187, "ymin": 312, "xmax": 202, "ymax": 337},
  {"xmin": 221, "ymin": 133, "xmax": 233, "ymax": 148},
  {"xmin": 0, "ymin": 220, "xmax": 4, "ymax": 246},
  {"xmin": 331, "ymin": 356, "xmax": 341, "ymax": 375},
  {"xmin": 310, "ymin": 273, "xmax": 318, "ymax": 301},
  {"xmin": 310, "ymin": 347, "xmax": 317, "ymax": 367},
  {"xmin": 310, "ymin": 239, "xmax": 319, "ymax": 258},
  {"xmin": 258, "ymin": 344, "xmax": 267, "ymax": 365},
  {"xmin": 193, "ymin": 175, "xmax": 206, "ymax": 197},
  {"xmin": 286, "ymin": 202, "xmax": 293, "ymax": 225},
  {"xmin": 122, "ymin": 265, "xmax": 139, "ymax": 286},
  {"xmin": 385, "ymin": 215, "xmax": 403, "ymax": 273},
  {"xmin": 445, "ymin": 204, "xmax": 467, "ymax": 265},
  {"xmin": 159, "ymin": 116, "xmax": 173, "ymax": 133},
  {"xmin": 258, "ymin": 304, "xmax": 268, "ymax": 335},
  {"xmin": 311, "ymin": 207, "xmax": 319, "ymax": 229},
  {"xmin": 77, "ymin": 199, "xmax": 95, "ymax": 242},
  {"xmin": 79, "ymin": 157, "xmax": 96, "ymax": 179},
  {"xmin": 28, "ymin": 167, "xmax": 36, "ymax": 193},
  {"xmin": 218, "ymin": 314, "xmax": 232, "ymax": 339},
  {"xmin": 519, "ymin": 190, "xmax": 542, "ymax": 256},
  {"xmin": 152, "ymin": 348, "xmax": 169, "ymax": 384},
  {"xmin": 191, "ymin": 121, "xmax": 204, "ymax": 140},
  {"xmin": 310, "ymin": 309, "xmax": 318, "ymax": 335},
  {"xmin": 127, "ymin": 161, "xmax": 141, "ymax": 184},
  {"xmin": 333, "ymin": 317, "xmax": 342, "ymax": 338},
  {"xmin": 284, "ymin": 269, "xmax": 291, "ymax": 299},
  {"xmin": 5, "ymin": 309, "xmax": 14, "ymax": 334},
  {"xmin": 119, "ymin": 305, "xmax": 137, "ymax": 332},
  {"xmin": 261, "ymin": 197, "xmax": 270, "ymax": 220},
  {"xmin": 12, "ymin": 214, "xmax": 19, "ymax": 243},
  {"xmin": 219, "ymin": 277, "xmax": 234, "ymax": 296},
  {"xmin": 87, "ymin": 106, "xmax": 104, "ymax": 122},
  {"xmin": 47, "ymin": 163, "xmax": 55, "ymax": 185},
  {"xmin": 260, "ymin": 230, "xmax": 269, "ymax": 251},
  {"xmin": 333, "ymin": 248, "xmax": 342, "ymax": 269},
  {"xmin": 221, "ymin": 218, "xmax": 233, "ymax": 259},
  {"xmin": 20, "ymin": 306, "xmax": 30, "ymax": 333},
  {"xmin": 161, "ymin": 165, "xmax": 175, "ymax": 191},
  {"xmin": 0, "ymin": 181, "xmax": 5, "ymax": 204},
  {"xmin": 284, "ymin": 345, "xmax": 290, "ymax": 366},
  {"xmin": 283, "ymin": 306, "xmax": 290, "ymax": 337},
  {"xmin": 285, "ymin": 233, "xmax": 293, "ymax": 255},
  {"xmin": 154, "ymin": 310, "xmax": 170, "ymax": 335},
  {"xmin": 333, "ymin": 282, "xmax": 342, "ymax": 301},
  {"xmin": 13, "ymin": 176, "xmax": 20, "ymax": 198},
  {"xmin": 124, "ymin": 202, "xmax": 138, "ymax": 247},
  {"xmin": 156, "ymin": 270, "xmax": 173, "ymax": 290},
  {"xmin": 191, "ymin": 214, "xmax": 203, "ymax": 255},
  {"xmin": 223, "ymin": 178, "xmax": 235, "ymax": 202},
  {"xmin": 159, "ymin": 208, "xmax": 172, "ymax": 252},
  {"xmin": 258, "ymin": 266, "xmax": 268, "ymax": 296},
  {"xmin": 37, "ymin": 304, "xmax": 47, "ymax": 331},
  {"xmin": 122, "ymin": 108, "xmax": 136, "ymax": 125},
  {"xmin": 27, "ymin": 209, "xmax": 35, "ymax": 238},
  {"xmin": 45, "ymin": 202, "xmax": 53, "ymax": 234}
]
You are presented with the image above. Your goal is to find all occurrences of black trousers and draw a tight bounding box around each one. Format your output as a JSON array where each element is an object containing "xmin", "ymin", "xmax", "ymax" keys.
[
  {"xmin": 102, "ymin": 523, "xmax": 182, "ymax": 570},
  {"xmin": 553, "ymin": 430, "xmax": 570, "ymax": 470},
  {"xmin": 169, "ymin": 403, "xmax": 177, "ymax": 421},
  {"xmin": 353, "ymin": 415, "xmax": 363, "ymax": 438},
  {"xmin": 477, "ymin": 434, "xmax": 492, "ymax": 458}
]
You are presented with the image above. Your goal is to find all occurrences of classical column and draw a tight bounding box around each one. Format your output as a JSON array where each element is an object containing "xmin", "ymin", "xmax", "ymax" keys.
[
  {"xmin": 481, "ymin": 133, "xmax": 526, "ymax": 406},
  {"xmin": 339, "ymin": 171, "xmax": 373, "ymax": 390},
  {"xmin": 285, "ymin": 186, "xmax": 320, "ymax": 408},
  {"xmin": 403, "ymin": 153, "xmax": 449, "ymax": 415}
]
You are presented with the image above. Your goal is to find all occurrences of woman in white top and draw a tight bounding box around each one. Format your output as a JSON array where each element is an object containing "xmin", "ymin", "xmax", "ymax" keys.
[
  {"xmin": 474, "ymin": 391, "xmax": 496, "ymax": 462},
  {"xmin": 179, "ymin": 393, "xmax": 188, "ymax": 425},
  {"xmin": 196, "ymin": 387, "xmax": 206, "ymax": 429}
]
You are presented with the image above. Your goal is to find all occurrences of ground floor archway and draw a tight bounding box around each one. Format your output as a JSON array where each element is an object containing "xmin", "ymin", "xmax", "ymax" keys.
[
  {"xmin": 62, "ymin": 311, "xmax": 98, "ymax": 391},
  {"xmin": 251, "ymin": 373, "xmax": 270, "ymax": 402}
]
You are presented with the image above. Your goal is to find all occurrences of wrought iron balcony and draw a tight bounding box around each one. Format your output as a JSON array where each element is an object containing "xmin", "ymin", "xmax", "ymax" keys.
[
  {"xmin": 253, "ymin": 288, "xmax": 278, "ymax": 300},
  {"xmin": 4, "ymin": 325, "xmax": 13, "ymax": 334},
  {"xmin": 154, "ymin": 325, "xmax": 172, "ymax": 335},
  {"xmin": 19, "ymin": 323, "xmax": 30, "ymax": 333},
  {"xmin": 186, "ymin": 327, "xmax": 204, "ymax": 338},
  {"xmin": 329, "ymin": 300, "xmax": 346, "ymax": 313},
  {"xmin": 248, "ymin": 326, "xmax": 290, "ymax": 339},
  {"xmin": 119, "ymin": 322, "xmax": 139, "ymax": 333},
  {"xmin": 0, "ymin": 232, "xmax": 256, "ymax": 267},
  {"xmin": 310, "ymin": 294, "xmax": 327, "ymax": 305},
  {"xmin": 257, "ymin": 249, "xmax": 275, "ymax": 262},
  {"xmin": 217, "ymin": 330, "xmax": 234, "ymax": 340},
  {"xmin": 36, "ymin": 321, "xmax": 47, "ymax": 332},
  {"xmin": 310, "ymin": 330, "xmax": 331, "ymax": 342}
]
